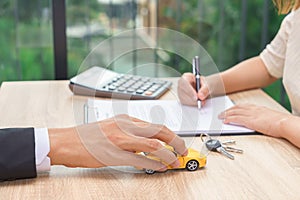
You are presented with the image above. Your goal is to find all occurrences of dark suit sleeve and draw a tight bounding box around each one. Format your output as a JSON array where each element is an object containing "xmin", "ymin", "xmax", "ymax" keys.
[{"xmin": 0, "ymin": 128, "xmax": 37, "ymax": 181}]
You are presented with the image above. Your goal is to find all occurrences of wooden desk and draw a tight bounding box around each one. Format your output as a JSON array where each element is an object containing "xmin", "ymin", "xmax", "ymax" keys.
[{"xmin": 0, "ymin": 80, "xmax": 300, "ymax": 199}]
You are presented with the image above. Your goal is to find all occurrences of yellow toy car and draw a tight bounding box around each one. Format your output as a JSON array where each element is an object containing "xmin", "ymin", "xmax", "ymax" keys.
[{"xmin": 140, "ymin": 145, "xmax": 207, "ymax": 174}]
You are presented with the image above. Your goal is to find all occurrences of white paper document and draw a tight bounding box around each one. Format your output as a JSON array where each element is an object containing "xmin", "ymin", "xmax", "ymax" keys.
[{"xmin": 85, "ymin": 96, "xmax": 255, "ymax": 136}]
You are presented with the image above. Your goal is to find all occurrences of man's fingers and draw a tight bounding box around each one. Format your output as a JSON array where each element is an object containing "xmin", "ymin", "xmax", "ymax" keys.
[
  {"xmin": 124, "ymin": 123, "xmax": 187, "ymax": 156},
  {"xmin": 98, "ymin": 147, "xmax": 168, "ymax": 171},
  {"xmin": 119, "ymin": 137, "xmax": 180, "ymax": 168},
  {"xmin": 123, "ymin": 153, "xmax": 168, "ymax": 172},
  {"xmin": 149, "ymin": 127, "xmax": 187, "ymax": 156},
  {"xmin": 139, "ymin": 138, "xmax": 180, "ymax": 168},
  {"xmin": 105, "ymin": 112, "xmax": 188, "ymax": 157},
  {"xmin": 107, "ymin": 123, "xmax": 179, "ymax": 154},
  {"xmin": 168, "ymin": 135, "xmax": 188, "ymax": 156}
]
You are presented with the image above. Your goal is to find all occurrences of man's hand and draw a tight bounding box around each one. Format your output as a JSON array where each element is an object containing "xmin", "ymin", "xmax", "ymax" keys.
[{"xmin": 48, "ymin": 114, "xmax": 188, "ymax": 172}]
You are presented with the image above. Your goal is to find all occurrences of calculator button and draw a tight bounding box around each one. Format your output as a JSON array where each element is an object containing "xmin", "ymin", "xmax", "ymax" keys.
[
  {"xmin": 124, "ymin": 75, "xmax": 133, "ymax": 79},
  {"xmin": 144, "ymin": 91, "xmax": 153, "ymax": 96},
  {"xmin": 136, "ymin": 80, "xmax": 144, "ymax": 84},
  {"xmin": 152, "ymin": 84, "xmax": 161, "ymax": 89},
  {"xmin": 127, "ymin": 80, "xmax": 136, "ymax": 85},
  {"xmin": 115, "ymin": 80, "xmax": 125, "ymax": 85},
  {"xmin": 117, "ymin": 87, "xmax": 126, "ymax": 92},
  {"xmin": 112, "ymin": 77, "xmax": 119, "ymax": 82},
  {"xmin": 122, "ymin": 84, "xmax": 130, "ymax": 88},
  {"xmin": 136, "ymin": 89, "xmax": 145, "ymax": 94},
  {"xmin": 148, "ymin": 87, "xmax": 158, "ymax": 92},
  {"xmin": 140, "ymin": 86, "xmax": 150, "ymax": 90},
  {"xmin": 131, "ymin": 85, "xmax": 140, "ymax": 89},
  {"xmin": 148, "ymin": 88, "xmax": 156, "ymax": 92},
  {"xmin": 111, "ymin": 83, "xmax": 120, "ymax": 87},
  {"xmin": 152, "ymin": 79, "xmax": 164, "ymax": 84},
  {"xmin": 140, "ymin": 78, "xmax": 149, "ymax": 82},
  {"xmin": 132, "ymin": 76, "xmax": 141, "ymax": 81},
  {"xmin": 126, "ymin": 88, "xmax": 135, "ymax": 93},
  {"xmin": 143, "ymin": 84, "xmax": 152, "ymax": 88},
  {"xmin": 108, "ymin": 85, "xmax": 117, "ymax": 90}
]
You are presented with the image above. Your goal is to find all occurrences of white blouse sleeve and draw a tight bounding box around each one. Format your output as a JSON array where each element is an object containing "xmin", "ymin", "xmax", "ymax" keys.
[{"xmin": 260, "ymin": 13, "xmax": 293, "ymax": 78}]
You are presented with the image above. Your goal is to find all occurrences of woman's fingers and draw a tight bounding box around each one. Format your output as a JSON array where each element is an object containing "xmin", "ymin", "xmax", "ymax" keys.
[
  {"xmin": 178, "ymin": 74, "xmax": 198, "ymax": 106},
  {"xmin": 178, "ymin": 73, "xmax": 210, "ymax": 106},
  {"xmin": 198, "ymin": 76, "xmax": 210, "ymax": 101},
  {"xmin": 218, "ymin": 104, "xmax": 274, "ymax": 132}
]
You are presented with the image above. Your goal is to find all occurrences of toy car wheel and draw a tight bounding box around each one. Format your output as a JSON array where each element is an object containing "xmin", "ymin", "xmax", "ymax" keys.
[
  {"xmin": 186, "ymin": 160, "xmax": 199, "ymax": 171},
  {"xmin": 145, "ymin": 169, "xmax": 155, "ymax": 174}
]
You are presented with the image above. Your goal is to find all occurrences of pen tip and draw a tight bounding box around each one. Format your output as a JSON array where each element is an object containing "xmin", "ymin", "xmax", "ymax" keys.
[{"xmin": 197, "ymin": 100, "xmax": 202, "ymax": 109}]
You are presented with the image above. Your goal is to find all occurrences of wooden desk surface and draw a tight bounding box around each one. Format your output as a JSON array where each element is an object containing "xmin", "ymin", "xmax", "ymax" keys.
[{"xmin": 0, "ymin": 80, "xmax": 300, "ymax": 200}]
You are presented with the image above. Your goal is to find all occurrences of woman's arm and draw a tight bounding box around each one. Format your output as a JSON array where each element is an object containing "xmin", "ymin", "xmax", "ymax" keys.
[
  {"xmin": 221, "ymin": 56, "xmax": 278, "ymax": 93},
  {"xmin": 178, "ymin": 56, "xmax": 278, "ymax": 105},
  {"xmin": 277, "ymin": 114, "xmax": 300, "ymax": 148},
  {"xmin": 206, "ymin": 56, "xmax": 278, "ymax": 96}
]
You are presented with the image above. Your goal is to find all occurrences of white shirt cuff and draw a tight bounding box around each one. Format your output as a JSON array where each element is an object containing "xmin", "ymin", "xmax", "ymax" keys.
[{"xmin": 34, "ymin": 128, "xmax": 51, "ymax": 172}]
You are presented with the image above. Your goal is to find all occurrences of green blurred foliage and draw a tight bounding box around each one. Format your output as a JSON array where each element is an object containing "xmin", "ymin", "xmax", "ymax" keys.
[
  {"xmin": 0, "ymin": 0, "xmax": 54, "ymax": 82},
  {"xmin": 19, "ymin": 47, "xmax": 54, "ymax": 80},
  {"xmin": 0, "ymin": 17, "xmax": 16, "ymax": 80},
  {"xmin": 158, "ymin": 0, "xmax": 289, "ymax": 110},
  {"xmin": 160, "ymin": 0, "xmax": 284, "ymax": 71},
  {"xmin": 0, "ymin": 0, "xmax": 291, "ymax": 110}
]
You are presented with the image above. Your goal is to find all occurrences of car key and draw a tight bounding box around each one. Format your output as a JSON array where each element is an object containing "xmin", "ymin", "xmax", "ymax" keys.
[
  {"xmin": 223, "ymin": 146, "xmax": 243, "ymax": 153},
  {"xmin": 221, "ymin": 140, "xmax": 236, "ymax": 145},
  {"xmin": 205, "ymin": 139, "xmax": 234, "ymax": 160},
  {"xmin": 221, "ymin": 140, "xmax": 243, "ymax": 153}
]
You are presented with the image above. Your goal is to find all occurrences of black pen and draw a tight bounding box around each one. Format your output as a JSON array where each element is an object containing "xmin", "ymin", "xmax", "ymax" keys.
[{"xmin": 193, "ymin": 56, "xmax": 201, "ymax": 109}]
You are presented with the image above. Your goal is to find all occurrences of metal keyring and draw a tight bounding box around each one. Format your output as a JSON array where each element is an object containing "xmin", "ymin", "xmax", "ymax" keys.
[{"xmin": 200, "ymin": 133, "xmax": 212, "ymax": 142}]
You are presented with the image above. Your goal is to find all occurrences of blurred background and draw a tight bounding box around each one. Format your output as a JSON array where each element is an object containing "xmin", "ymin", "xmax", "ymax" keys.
[{"xmin": 0, "ymin": 0, "xmax": 289, "ymax": 109}]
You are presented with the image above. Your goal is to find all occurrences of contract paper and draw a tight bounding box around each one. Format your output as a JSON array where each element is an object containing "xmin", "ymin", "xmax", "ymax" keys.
[{"xmin": 85, "ymin": 96, "xmax": 255, "ymax": 136}]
